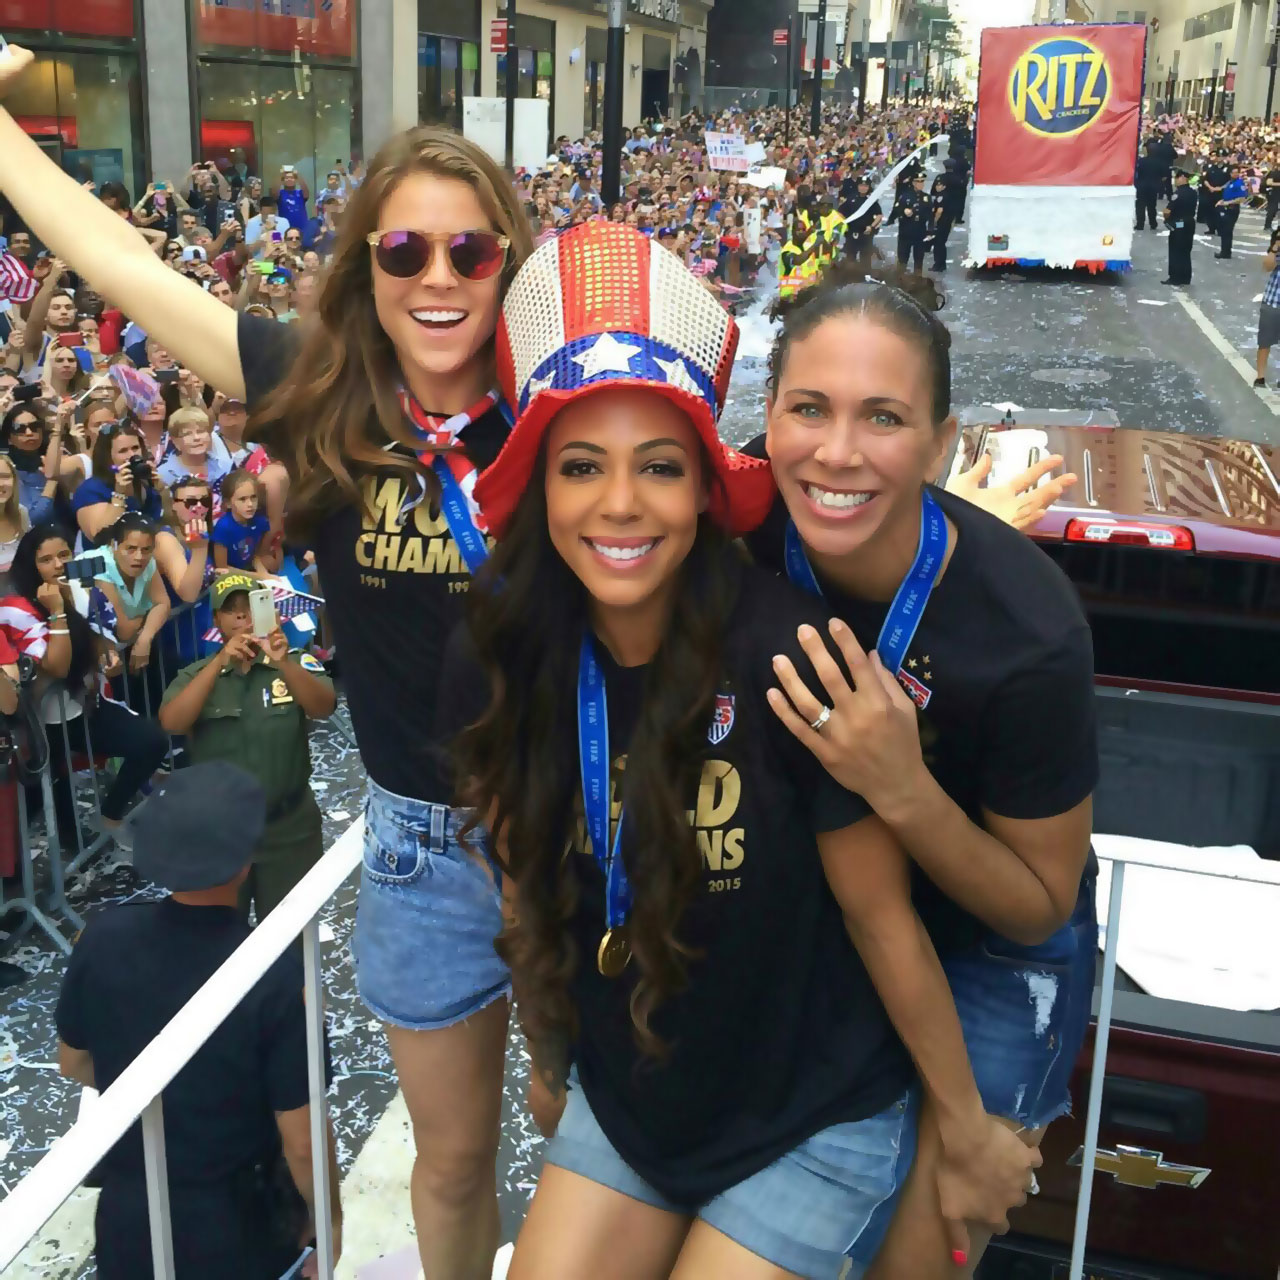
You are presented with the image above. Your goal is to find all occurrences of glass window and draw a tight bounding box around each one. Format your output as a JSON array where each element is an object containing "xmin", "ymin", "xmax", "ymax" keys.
[
  {"xmin": 519, "ymin": 48, "xmax": 536, "ymax": 99},
  {"xmin": 193, "ymin": 0, "xmax": 356, "ymax": 62},
  {"xmin": 420, "ymin": 34, "xmax": 442, "ymax": 122},
  {"xmin": 536, "ymin": 50, "xmax": 554, "ymax": 103},
  {"xmin": 6, "ymin": 49, "xmax": 144, "ymax": 197},
  {"xmin": 460, "ymin": 42, "xmax": 479, "ymax": 100},
  {"xmin": 199, "ymin": 62, "xmax": 356, "ymax": 205},
  {"xmin": 441, "ymin": 39, "xmax": 460, "ymax": 119}
]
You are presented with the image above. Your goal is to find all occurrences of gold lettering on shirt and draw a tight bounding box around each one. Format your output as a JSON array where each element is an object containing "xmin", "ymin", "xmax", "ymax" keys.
[{"xmin": 353, "ymin": 475, "xmax": 489, "ymax": 578}]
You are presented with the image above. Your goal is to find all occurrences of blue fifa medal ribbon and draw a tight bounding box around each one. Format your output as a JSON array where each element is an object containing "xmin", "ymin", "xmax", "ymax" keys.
[
  {"xmin": 431, "ymin": 456, "xmax": 490, "ymax": 576},
  {"xmin": 784, "ymin": 489, "xmax": 947, "ymax": 679},
  {"xmin": 577, "ymin": 633, "xmax": 634, "ymax": 978}
]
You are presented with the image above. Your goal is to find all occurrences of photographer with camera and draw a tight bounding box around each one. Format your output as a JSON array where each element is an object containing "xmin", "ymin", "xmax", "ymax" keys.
[
  {"xmin": 1254, "ymin": 228, "xmax": 1280, "ymax": 389},
  {"xmin": 71, "ymin": 421, "xmax": 166, "ymax": 547},
  {"xmin": 160, "ymin": 574, "xmax": 334, "ymax": 925}
]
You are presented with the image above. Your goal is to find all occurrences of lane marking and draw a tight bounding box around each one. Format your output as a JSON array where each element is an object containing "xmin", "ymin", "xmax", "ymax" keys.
[{"xmin": 1172, "ymin": 291, "xmax": 1280, "ymax": 415}]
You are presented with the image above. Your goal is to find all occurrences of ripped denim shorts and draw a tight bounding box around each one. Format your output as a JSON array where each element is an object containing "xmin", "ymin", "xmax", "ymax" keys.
[{"xmin": 942, "ymin": 872, "xmax": 1098, "ymax": 1130}]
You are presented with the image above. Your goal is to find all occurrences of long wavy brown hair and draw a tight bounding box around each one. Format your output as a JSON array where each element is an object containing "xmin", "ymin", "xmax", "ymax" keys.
[
  {"xmin": 456, "ymin": 448, "xmax": 741, "ymax": 1061},
  {"xmin": 251, "ymin": 127, "xmax": 534, "ymax": 535}
]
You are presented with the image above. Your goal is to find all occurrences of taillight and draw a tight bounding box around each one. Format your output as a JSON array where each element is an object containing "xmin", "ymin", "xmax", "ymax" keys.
[{"xmin": 1065, "ymin": 518, "xmax": 1194, "ymax": 551}]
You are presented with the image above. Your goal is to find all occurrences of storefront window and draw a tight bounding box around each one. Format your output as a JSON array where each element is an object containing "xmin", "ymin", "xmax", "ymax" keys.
[
  {"xmin": 2, "ymin": 2, "xmax": 144, "ymax": 197},
  {"xmin": 6, "ymin": 49, "xmax": 144, "ymax": 195},
  {"xmin": 194, "ymin": 0, "xmax": 358, "ymax": 197},
  {"xmin": 199, "ymin": 62, "xmax": 357, "ymax": 198},
  {"xmin": 536, "ymin": 50, "xmax": 554, "ymax": 103}
]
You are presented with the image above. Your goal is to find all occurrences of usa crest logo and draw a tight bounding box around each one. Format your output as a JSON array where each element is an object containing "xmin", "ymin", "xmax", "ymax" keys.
[{"xmin": 708, "ymin": 692, "xmax": 735, "ymax": 745}]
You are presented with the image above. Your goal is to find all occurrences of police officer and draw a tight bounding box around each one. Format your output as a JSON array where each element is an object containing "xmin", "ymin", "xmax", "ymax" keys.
[
  {"xmin": 1199, "ymin": 149, "xmax": 1229, "ymax": 234},
  {"xmin": 844, "ymin": 176, "xmax": 883, "ymax": 265},
  {"xmin": 930, "ymin": 173, "xmax": 954, "ymax": 272},
  {"xmin": 159, "ymin": 573, "xmax": 336, "ymax": 923},
  {"xmin": 1215, "ymin": 165, "xmax": 1249, "ymax": 260},
  {"xmin": 1134, "ymin": 141, "xmax": 1163, "ymax": 231},
  {"xmin": 890, "ymin": 171, "xmax": 930, "ymax": 274},
  {"xmin": 1163, "ymin": 169, "xmax": 1197, "ymax": 287},
  {"xmin": 55, "ymin": 762, "xmax": 342, "ymax": 1279}
]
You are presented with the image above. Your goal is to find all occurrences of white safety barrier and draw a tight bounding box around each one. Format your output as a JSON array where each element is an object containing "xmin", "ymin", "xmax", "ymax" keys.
[
  {"xmin": 0, "ymin": 819, "xmax": 364, "ymax": 1277},
  {"xmin": 2, "ymin": 820, "xmax": 1277, "ymax": 1276}
]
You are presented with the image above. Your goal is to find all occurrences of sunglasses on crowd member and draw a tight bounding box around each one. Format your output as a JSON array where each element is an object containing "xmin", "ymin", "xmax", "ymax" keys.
[
  {"xmin": 173, "ymin": 494, "xmax": 210, "ymax": 513},
  {"xmin": 365, "ymin": 229, "xmax": 511, "ymax": 282}
]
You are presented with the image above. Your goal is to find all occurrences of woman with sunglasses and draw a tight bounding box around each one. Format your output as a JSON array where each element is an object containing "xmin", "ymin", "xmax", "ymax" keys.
[
  {"xmin": 0, "ymin": 49, "xmax": 529, "ymax": 1277},
  {"xmin": 2, "ymin": 400, "xmax": 60, "ymax": 523}
]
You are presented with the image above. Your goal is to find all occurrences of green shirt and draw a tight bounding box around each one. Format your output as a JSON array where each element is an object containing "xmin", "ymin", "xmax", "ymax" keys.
[{"xmin": 162, "ymin": 653, "xmax": 332, "ymax": 816}]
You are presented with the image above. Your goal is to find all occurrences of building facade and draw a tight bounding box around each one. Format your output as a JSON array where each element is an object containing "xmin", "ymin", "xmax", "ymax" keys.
[
  {"xmin": 1035, "ymin": 0, "xmax": 1279, "ymax": 121},
  {"xmin": 5, "ymin": 0, "xmax": 711, "ymax": 205}
]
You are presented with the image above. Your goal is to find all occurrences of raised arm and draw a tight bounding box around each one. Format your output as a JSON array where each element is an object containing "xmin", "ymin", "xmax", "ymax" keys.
[{"xmin": 0, "ymin": 48, "xmax": 245, "ymax": 398}]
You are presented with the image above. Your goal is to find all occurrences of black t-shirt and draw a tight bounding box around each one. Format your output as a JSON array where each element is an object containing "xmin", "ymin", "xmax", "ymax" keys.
[
  {"xmin": 742, "ymin": 441, "xmax": 1099, "ymax": 954},
  {"xmin": 438, "ymin": 564, "xmax": 912, "ymax": 1205},
  {"xmin": 238, "ymin": 313, "xmax": 509, "ymax": 801},
  {"xmin": 1265, "ymin": 168, "xmax": 1280, "ymax": 196},
  {"xmin": 56, "ymin": 898, "xmax": 324, "ymax": 1184}
]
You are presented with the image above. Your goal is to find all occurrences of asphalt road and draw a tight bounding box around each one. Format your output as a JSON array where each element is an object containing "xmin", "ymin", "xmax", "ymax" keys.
[{"xmin": 719, "ymin": 197, "xmax": 1280, "ymax": 451}]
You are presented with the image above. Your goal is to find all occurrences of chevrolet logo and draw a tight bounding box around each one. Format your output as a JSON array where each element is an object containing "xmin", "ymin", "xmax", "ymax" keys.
[{"xmin": 1068, "ymin": 1144, "xmax": 1210, "ymax": 1190}]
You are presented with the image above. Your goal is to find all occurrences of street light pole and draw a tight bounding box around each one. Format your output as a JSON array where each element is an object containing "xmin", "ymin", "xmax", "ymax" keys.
[
  {"xmin": 809, "ymin": 0, "xmax": 827, "ymax": 137},
  {"xmin": 859, "ymin": 17, "xmax": 870, "ymax": 121},
  {"xmin": 1268, "ymin": 18, "xmax": 1280, "ymax": 121},
  {"xmin": 602, "ymin": 0, "xmax": 625, "ymax": 205},
  {"xmin": 778, "ymin": 5, "xmax": 788, "ymax": 146},
  {"xmin": 504, "ymin": 0, "xmax": 517, "ymax": 171}
]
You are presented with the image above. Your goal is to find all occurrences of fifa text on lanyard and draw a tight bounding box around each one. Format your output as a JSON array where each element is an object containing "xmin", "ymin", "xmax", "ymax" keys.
[
  {"xmin": 784, "ymin": 490, "xmax": 946, "ymax": 683},
  {"xmin": 577, "ymin": 633, "xmax": 634, "ymax": 978}
]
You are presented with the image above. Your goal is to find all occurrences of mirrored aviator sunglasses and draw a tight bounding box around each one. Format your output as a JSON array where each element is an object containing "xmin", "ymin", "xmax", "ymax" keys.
[{"xmin": 366, "ymin": 229, "xmax": 510, "ymax": 282}]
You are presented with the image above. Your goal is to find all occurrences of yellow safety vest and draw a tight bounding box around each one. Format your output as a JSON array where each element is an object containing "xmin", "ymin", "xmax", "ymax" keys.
[
  {"xmin": 779, "ymin": 240, "xmax": 806, "ymax": 298},
  {"xmin": 817, "ymin": 211, "xmax": 846, "ymax": 259}
]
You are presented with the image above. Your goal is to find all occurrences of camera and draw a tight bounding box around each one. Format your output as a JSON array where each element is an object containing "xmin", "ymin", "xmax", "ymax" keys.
[{"xmin": 127, "ymin": 455, "xmax": 151, "ymax": 498}]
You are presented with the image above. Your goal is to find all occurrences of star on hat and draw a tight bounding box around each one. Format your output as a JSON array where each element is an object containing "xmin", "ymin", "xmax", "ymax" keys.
[
  {"xmin": 655, "ymin": 355, "xmax": 702, "ymax": 398},
  {"xmin": 527, "ymin": 370, "xmax": 556, "ymax": 399},
  {"xmin": 573, "ymin": 332, "xmax": 642, "ymax": 378}
]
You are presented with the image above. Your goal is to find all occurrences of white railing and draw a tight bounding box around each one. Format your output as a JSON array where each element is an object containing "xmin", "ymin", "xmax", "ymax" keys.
[
  {"xmin": 2, "ymin": 821, "xmax": 1278, "ymax": 1277},
  {"xmin": 1068, "ymin": 844, "xmax": 1280, "ymax": 1280},
  {"xmin": 0, "ymin": 819, "xmax": 364, "ymax": 1277}
]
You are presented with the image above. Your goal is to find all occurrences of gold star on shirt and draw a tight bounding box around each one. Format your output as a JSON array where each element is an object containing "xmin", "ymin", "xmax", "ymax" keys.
[{"xmin": 907, "ymin": 658, "xmax": 919, "ymax": 669}]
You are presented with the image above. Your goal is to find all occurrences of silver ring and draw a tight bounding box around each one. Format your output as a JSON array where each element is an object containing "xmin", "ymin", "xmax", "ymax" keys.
[
  {"xmin": 1028, "ymin": 1172, "xmax": 1040, "ymax": 1196},
  {"xmin": 809, "ymin": 705, "xmax": 832, "ymax": 733}
]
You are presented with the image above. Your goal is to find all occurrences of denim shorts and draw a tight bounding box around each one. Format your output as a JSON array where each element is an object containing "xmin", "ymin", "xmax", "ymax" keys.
[
  {"xmin": 943, "ymin": 872, "xmax": 1098, "ymax": 1132},
  {"xmin": 352, "ymin": 780, "xmax": 510, "ymax": 1031},
  {"xmin": 545, "ymin": 1074, "xmax": 918, "ymax": 1280}
]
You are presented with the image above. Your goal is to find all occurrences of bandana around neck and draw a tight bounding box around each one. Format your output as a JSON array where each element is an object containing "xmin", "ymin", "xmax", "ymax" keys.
[{"xmin": 393, "ymin": 386, "xmax": 501, "ymax": 530}]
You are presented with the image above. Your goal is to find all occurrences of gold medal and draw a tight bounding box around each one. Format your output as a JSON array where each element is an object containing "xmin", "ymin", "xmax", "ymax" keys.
[{"xmin": 597, "ymin": 926, "xmax": 632, "ymax": 978}]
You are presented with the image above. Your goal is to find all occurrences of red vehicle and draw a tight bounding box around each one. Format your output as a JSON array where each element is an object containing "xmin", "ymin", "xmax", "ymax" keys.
[{"xmin": 952, "ymin": 414, "xmax": 1280, "ymax": 1280}]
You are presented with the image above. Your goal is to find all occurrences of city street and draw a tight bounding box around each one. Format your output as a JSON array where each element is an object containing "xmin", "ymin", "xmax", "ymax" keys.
[{"xmin": 5, "ymin": 193, "xmax": 1277, "ymax": 1280}]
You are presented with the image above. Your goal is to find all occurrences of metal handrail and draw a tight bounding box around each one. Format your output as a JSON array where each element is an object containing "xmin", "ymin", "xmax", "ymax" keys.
[{"xmin": 0, "ymin": 820, "xmax": 363, "ymax": 1275}]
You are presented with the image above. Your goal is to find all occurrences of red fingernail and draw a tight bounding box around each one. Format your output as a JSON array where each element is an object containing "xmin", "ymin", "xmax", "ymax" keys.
[{"xmin": 952, "ymin": 1250, "xmax": 968, "ymax": 1266}]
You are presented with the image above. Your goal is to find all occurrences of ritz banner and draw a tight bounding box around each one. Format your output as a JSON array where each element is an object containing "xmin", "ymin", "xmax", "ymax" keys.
[{"xmin": 973, "ymin": 24, "xmax": 1147, "ymax": 189}]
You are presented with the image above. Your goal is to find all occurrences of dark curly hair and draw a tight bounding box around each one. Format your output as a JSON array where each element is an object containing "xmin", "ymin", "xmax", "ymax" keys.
[
  {"xmin": 10, "ymin": 524, "xmax": 96, "ymax": 689},
  {"xmin": 768, "ymin": 260, "xmax": 952, "ymax": 424},
  {"xmin": 454, "ymin": 442, "xmax": 742, "ymax": 1061}
]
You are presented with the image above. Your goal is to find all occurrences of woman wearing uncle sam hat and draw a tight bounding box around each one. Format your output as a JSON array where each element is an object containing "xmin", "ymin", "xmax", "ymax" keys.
[
  {"xmin": 440, "ymin": 223, "xmax": 1036, "ymax": 1277},
  {"xmin": 159, "ymin": 572, "xmax": 336, "ymax": 925}
]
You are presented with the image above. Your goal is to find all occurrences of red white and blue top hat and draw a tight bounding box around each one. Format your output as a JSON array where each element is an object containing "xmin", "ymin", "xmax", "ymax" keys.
[{"xmin": 477, "ymin": 222, "xmax": 775, "ymax": 539}]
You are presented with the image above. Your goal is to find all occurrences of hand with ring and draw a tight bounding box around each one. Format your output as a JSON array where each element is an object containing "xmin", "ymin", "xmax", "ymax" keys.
[{"xmin": 767, "ymin": 620, "xmax": 928, "ymax": 821}]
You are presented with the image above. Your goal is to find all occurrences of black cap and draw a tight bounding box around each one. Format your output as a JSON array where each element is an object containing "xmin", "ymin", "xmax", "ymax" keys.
[{"xmin": 133, "ymin": 762, "xmax": 266, "ymax": 891}]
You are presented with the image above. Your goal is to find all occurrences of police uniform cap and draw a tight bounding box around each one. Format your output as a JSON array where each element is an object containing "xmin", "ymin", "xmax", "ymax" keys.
[{"xmin": 133, "ymin": 762, "xmax": 267, "ymax": 891}]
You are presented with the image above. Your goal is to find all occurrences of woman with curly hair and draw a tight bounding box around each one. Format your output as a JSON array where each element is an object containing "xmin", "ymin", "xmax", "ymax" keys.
[{"xmin": 444, "ymin": 224, "xmax": 1037, "ymax": 1279}]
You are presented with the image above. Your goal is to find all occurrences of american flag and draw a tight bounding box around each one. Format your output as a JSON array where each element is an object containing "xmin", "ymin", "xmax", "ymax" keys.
[{"xmin": 0, "ymin": 253, "xmax": 37, "ymax": 305}]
